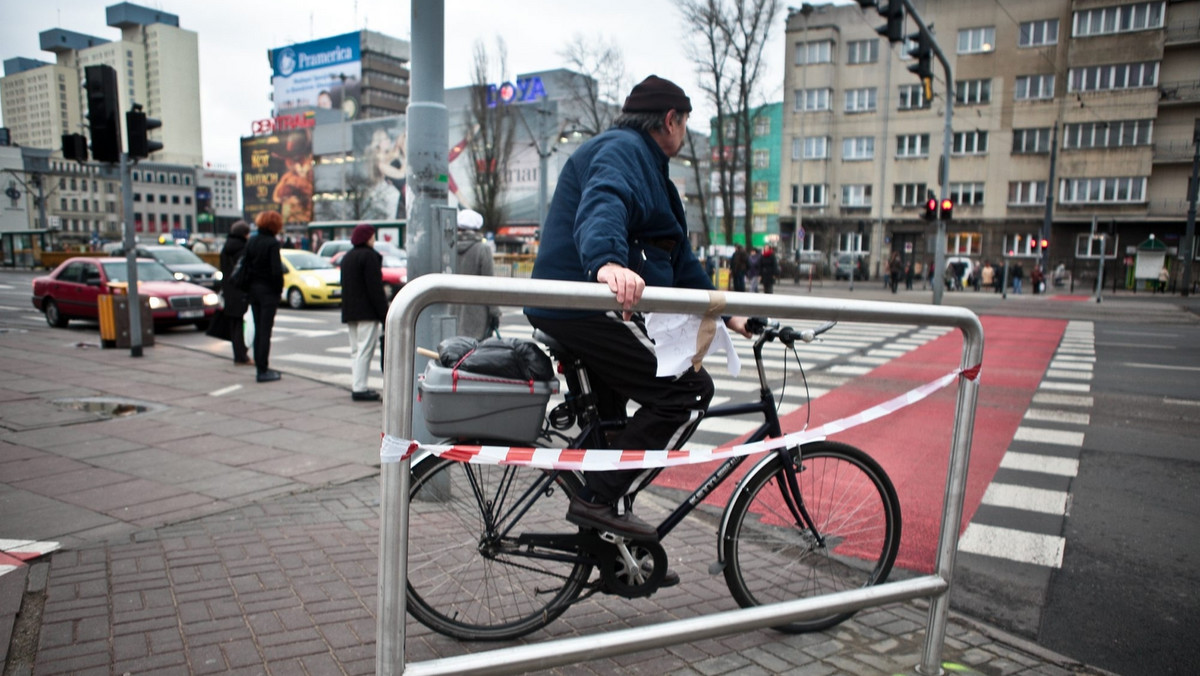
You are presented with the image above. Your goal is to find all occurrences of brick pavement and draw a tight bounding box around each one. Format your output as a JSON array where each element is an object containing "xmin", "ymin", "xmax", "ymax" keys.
[{"xmin": 0, "ymin": 295, "xmax": 1145, "ymax": 675}]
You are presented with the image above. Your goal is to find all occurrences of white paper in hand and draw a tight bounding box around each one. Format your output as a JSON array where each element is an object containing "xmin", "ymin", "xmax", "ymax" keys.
[{"xmin": 645, "ymin": 312, "xmax": 741, "ymax": 379}]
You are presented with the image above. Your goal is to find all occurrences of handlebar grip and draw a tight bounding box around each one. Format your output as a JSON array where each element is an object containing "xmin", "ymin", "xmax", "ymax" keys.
[{"xmin": 745, "ymin": 316, "xmax": 769, "ymax": 335}]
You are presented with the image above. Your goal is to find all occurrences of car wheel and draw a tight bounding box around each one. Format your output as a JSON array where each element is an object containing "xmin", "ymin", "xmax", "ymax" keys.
[
  {"xmin": 287, "ymin": 287, "xmax": 306, "ymax": 309},
  {"xmin": 44, "ymin": 299, "xmax": 69, "ymax": 328}
]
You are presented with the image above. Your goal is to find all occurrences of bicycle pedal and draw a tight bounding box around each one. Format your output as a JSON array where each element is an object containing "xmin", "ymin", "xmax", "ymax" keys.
[{"xmin": 598, "ymin": 531, "xmax": 629, "ymax": 544}]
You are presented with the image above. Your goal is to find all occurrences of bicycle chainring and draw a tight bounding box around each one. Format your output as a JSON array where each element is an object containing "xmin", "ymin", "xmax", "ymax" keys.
[{"xmin": 596, "ymin": 539, "xmax": 668, "ymax": 598}]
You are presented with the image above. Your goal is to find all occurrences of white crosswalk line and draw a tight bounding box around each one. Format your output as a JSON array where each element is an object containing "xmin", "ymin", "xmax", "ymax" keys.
[
  {"xmin": 1031, "ymin": 392, "xmax": 1093, "ymax": 408},
  {"xmin": 958, "ymin": 523, "xmax": 1065, "ymax": 568},
  {"xmin": 1024, "ymin": 408, "xmax": 1090, "ymax": 425},
  {"xmin": 1014, "ymin": 426, "xmax": 1085, "ymax": 446},
  {"xmin": 980, "ymin": 483, "xmax": 1069, "ymax": 515},
  {"xmin": 1000, "ymin": 452, "xmax": 1079, "ymax": 477},
  {"xmin": 1039, "ymin": 381, "xmax": 1091, "ymax": 393}
]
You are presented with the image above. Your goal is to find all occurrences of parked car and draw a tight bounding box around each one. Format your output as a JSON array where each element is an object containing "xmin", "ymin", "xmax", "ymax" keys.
[
  {"xmin": 112, "ymin": 244, "xmax": 221, "ymax": 289},
  {"xmin": 31, "ymin": 257, "xmax": 219, "ymax": 330},
  {"xmin": 329, "ymin": 245, "xmax": 408, "ymax": 299},
  {"xmin": 316, "ymin": 239, "xmax": 354, "ymax": 259},
  {"xmin": 833, "ymin": 253, "xmax": 868, "ymax": 281},
  {"xmin": 281, "ymin": 249, "xmax": 342, "ymax": 308}
]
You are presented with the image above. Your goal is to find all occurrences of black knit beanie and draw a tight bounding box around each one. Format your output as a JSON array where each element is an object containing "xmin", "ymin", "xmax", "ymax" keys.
[{"xmin": 622, "ymin": 75, "xmax": 692, "ymax": 114}]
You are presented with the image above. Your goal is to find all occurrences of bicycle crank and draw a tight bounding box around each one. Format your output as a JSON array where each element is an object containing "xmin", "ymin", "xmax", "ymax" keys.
[{"xmin": 595, "ymin": 536, "xmax": 668, "ymax": 598}]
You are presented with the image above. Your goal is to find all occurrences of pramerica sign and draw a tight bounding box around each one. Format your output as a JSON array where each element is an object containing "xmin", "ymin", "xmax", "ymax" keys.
[{"xmin": 270, "ymin": 32, "xmax": 362, "ymax": 119}]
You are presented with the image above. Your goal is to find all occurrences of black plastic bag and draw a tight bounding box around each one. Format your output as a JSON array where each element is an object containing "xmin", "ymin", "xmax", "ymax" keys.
[
  {"xmin": 205, "ymin": 308, "xmax": 234, "ymax": 341},
  {"xmin": 436, "ymin": 336, "xmax": 554, "ymax": 382}
]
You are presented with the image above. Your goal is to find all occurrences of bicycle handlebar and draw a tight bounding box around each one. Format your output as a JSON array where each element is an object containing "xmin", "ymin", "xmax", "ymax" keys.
[{"xmin": 746, "ymin": 317, "xmax": 837, "ymax": 347}]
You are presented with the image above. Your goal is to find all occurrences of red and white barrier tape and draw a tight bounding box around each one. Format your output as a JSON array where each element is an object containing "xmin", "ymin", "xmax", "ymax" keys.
[{"xmin": 381, "ymin": 364, "xmax": 981, "ymax": 469}]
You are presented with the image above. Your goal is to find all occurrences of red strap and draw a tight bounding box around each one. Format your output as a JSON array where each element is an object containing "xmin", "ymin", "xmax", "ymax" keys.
[{"xmin": 960, "ymin": 364, "xmax": 982, "ymax": 381}]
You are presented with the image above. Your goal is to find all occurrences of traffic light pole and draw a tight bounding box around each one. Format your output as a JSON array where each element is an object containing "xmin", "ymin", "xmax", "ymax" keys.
[
  {"xmin": 900, "ymin": 1, "xmax": 953, "ymax": 307},
  {"xmin": 119, "ymin": 151, "xmax": 144, "ymax": 357}
]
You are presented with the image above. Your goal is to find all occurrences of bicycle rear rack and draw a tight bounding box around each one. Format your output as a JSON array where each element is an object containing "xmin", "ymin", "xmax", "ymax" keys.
[{"xmin": 380, "ymin": 275, "xmax": 983, "ymax": 676}]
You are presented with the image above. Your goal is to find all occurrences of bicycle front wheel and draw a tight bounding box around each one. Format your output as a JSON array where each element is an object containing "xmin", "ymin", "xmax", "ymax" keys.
[
  {"xmin": 722, "ymin": 441, "xmax": 901, "ymax": 633},
  {"xmin": 406, "ymin": 453, "xmax": 591, "ymax": 641}
]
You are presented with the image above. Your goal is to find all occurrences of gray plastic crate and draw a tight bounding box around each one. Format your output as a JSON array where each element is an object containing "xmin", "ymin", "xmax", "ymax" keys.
[{"xmin": 418, "ymin": 362, "xmax": 559, "ymax": 443}]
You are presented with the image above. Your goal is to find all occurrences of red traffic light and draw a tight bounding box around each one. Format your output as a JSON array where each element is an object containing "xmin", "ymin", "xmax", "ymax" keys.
[
  {"xmin": 923, "ymin": 197, "xmax": 938, "ymax": 221},
  {"xmin": 940, "ymin": 198, "xmax": 954, "ymax": 220},
  {"xmin": 1039, "ymin": 238, "xmax": 1049, "ymax": 249}
]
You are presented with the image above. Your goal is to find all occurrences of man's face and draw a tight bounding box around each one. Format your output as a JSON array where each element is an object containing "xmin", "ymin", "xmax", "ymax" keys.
[{"xmin": 664, "ymin": 110, "xmax": 689, "ymax": 157}]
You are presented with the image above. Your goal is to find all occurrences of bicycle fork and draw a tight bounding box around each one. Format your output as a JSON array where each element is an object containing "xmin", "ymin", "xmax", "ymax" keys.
[{"xmin": 776, "ymin": 446, "xmax": 827, "ymax": 549}]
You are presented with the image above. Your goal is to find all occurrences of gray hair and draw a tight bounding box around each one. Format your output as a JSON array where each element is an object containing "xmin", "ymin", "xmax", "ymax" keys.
[{"xmin": 614, "ymin": 111, "xmax": 669, "ymax": 134}]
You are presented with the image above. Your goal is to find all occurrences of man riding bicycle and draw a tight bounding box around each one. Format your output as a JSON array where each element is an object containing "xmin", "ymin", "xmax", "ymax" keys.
[{"xmin": 525, "ymin": 75, "xmax": 750, "ymax": 545}]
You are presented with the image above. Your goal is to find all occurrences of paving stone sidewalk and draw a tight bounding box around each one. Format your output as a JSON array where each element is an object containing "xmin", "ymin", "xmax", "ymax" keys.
[{"xmin": 0, "ymin": 324, "xmax": 1117, "ymax": 675}]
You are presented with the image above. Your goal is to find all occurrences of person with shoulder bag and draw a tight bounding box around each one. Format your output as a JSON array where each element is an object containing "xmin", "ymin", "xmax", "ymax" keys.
[
  {"xmin": 242, "ymin": 211, "xmax": 285, "ymax": 382},
  {"xmin": 216, "ymin": 221, "xmax": 253, "ymax": 365},
  {"xmin": 341, "ymin": 224, "xmax": 389, "ymax": 401}
]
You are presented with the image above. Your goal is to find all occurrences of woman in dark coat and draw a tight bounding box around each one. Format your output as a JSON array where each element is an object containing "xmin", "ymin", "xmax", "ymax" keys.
[
  {"xmin": 339, "ymin": 224, "xmax": 389, "ymax": 401},
  {"xmin": 218, "ymin": 221, "xmax": 252, "ymax": 365},
  {"xmin": 242, "ymin": 211, "xmax": 284, "ymax": 382}
]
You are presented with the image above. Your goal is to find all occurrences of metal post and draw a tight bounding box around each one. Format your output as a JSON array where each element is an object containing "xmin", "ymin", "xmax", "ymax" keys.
[
  {"xmin": 120, "ymin": 151, "xmax": 143, "ymax": 357},
  {"xmin": 1041, "ymin": 124, "xmax": 1059, "ymax": 274},
  {"xmin": 1181, "ymin": 119, "xmax": 1199, "ymax": 297}
]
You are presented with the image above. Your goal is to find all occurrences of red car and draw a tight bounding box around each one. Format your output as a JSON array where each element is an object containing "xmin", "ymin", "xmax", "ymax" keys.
[
  {"xmin": 32, "ymin": 257, "xmax": 220, "ymax": 330},
  {"xmin": 330, "ymin": 246, "xmax": 408, "ymax": 300}
]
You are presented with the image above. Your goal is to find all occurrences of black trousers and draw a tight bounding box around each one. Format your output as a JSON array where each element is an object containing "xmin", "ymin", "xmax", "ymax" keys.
[
  {"xmin": 247, "ymin": 283, "xmax": 279, "ymax": 374},
  {"xmin": 527, "ymin": 312, "xmax": 715, "ymax": 504},
  {"xmin": 224, "ymin": 289, "xmax": 250, "ymax": 363}
]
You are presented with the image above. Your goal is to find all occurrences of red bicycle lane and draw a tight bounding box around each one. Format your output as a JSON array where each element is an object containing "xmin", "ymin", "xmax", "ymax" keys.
[{"xmin": 654, "ymin": 315, "xmax": 1066, "ymax": 573}]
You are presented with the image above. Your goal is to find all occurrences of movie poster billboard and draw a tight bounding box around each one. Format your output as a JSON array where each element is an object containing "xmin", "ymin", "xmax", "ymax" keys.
[
  {"xmin": 240, "ymin": 128, "xmax": 314, "ymax": 225},
  {"xmin": 270, "ymin": 32, "xmax": 363, "ymax": 119}
]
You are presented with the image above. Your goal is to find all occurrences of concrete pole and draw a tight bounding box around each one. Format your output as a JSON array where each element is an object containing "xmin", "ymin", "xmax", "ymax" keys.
[{"xmin": 1181, "ymin": 119, "xmax": 1199, "ymax": 297}]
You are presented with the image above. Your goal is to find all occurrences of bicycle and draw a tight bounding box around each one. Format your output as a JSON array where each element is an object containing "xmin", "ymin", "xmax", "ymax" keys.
[{"xmin": 406, "ymin": 318, "xmax": 902, "ymax": 641}]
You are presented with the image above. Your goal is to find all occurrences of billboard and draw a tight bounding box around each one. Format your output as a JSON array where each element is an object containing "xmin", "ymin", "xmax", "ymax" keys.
[
  {"xmin": 270, "ymin": 32, "xmax": 362, "ymax": 119},
  {"xmin": 241, "ymin": 128, "xmax": 314, "ymax": 225},
  {"xmin": 311, "ymin": 116, "xmax": 407, "ymax": 222}
]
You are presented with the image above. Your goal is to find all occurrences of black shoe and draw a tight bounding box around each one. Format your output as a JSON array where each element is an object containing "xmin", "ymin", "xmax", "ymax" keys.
[
  {"xmin": 660, "ymin": 568, "xmax": 680, "ymax": 587},
  {"xmin": 567, "ymin": 496, "xmax": 657, "ymax": 540},
  {"xmin": 351, "ymin": 390, "xmax": 381, "ymax": 401},
  {"xmin": 256, "ymin": 370, "xmax": 281, "ymax": 383}
]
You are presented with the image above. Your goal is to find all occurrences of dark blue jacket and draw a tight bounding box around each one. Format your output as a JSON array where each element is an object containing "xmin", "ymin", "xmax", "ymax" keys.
[{"xmin": 525, "ymin": 126, "xmax": 712, "ymax": 320}]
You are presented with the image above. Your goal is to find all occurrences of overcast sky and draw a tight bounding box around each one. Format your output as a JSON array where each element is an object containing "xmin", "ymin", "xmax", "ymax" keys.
[{"xmin": 1, "ymin": 0, "xmax": 797, "ymax": 170}]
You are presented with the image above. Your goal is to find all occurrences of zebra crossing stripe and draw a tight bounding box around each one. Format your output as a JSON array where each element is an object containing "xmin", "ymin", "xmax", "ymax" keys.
[
  {"xmin": 1013, "ymin": 426, "xmax": 1085, "ymax": 447},
  {"xmin": 958, "ymin": 523, "xmax": 1066, "ymax": 568},
  {"xmin": 1023, "ymin": 408, "xmax": 1091, "ymax": 425},
  {"xmin": 1000, "ymin": 452, "xmax": 1079, "ymax": 477},
  {"xmin": 980, "ymin": 483, "xmax": 1069, "ymax": 515}
]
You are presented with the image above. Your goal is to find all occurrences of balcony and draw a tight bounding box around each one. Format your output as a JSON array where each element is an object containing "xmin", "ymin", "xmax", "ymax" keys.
[
  {"xmin": 1158, "ymin": 80, "xmax": 1200, "ymax": 106},
  {"xmin": 1152, "ymin": 140, "xmax": 1196, "ymax": 164},
  {"xmin": 1164, "ymin": 21, "xmax": 1200, "ymax": 47}
]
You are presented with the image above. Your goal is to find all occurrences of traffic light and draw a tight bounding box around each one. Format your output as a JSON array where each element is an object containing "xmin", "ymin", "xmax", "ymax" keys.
[
  {"xmin": 907, "ymin": 31, "xmax": 934, "ymax": 101},
  {"xmin": 62, "ymin": 133, "xmax": 88, "ymax": 162},
  {"xmin": 1038, "ymin": 238, "xmax": 1049, "ymax": 250},
  {"xmin": 876, "ymin": 1, "xmax": 905, "ymax": 43},
  {"xmin": 84, "ymin": 65, "xmax": 120, "ymax": 163},
  {"xmin": 923, "ymin": 192, "xmax": 938, "ymax": 221},
  {"xmin": 126, "ymin": 104, "xmax": 163, "ymax": 158},
  {"xmin": 940, "ymin": 198, "xmax": 954, "ymax": 221}
]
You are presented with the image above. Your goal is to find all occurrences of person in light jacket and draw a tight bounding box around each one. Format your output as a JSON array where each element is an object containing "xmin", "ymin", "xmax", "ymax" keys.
[{"xmin": 451, "ymin": 209, "xmax": 501, "ymax": 339}]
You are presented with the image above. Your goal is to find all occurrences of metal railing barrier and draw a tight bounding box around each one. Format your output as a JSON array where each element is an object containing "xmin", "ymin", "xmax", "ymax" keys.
[{"xmin": 379, "ymin": 274, "xmax": 984, "ymax": 676}]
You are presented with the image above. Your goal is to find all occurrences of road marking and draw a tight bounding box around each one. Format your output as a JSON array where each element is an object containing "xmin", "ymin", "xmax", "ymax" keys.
[
  {"xmin": 1164, "ymin": 397, "xmax": 1200, "ymax": 406},
  {"xmin": 1032, "ymin": 392, "xmax": 1093, "ymax": 408},
  {"xmin": 1045, "ymin": 369, "xmax": 1093, "ymax": 380},
  {"xmin": 829, "ymin": 365, "xmax": 873, "ymax": 376},
  {"xmin": 1000, "ymin": 452, "xmax": 1079, "ymax": 477},
  {"xmin": 1096, "ymin": 342, "xmax": 1173, "ymax": 349},
  {"xmin": 208, "ymin": 384, "xmax": 242, "ymax": 397},
  {"xmin": 981, "ymin": 483, "xmax": 1069, "ymax": 515},
  {"xmin": 1121, "ymin": 362, "xmax": 1200, "ymax": 372},
  {"xmin": 958, "ymin": 523, "xmax": 1065, "ymax": 568},
  {"xmin": 1014, "ymin": 426, "xmax": 1085, "ymax": 447},
  {"xmin": 1024, "ymin": 408, "xmax": 1090, "ymax": 425},
  {"xmin": 1039, "ymin": 381, "xmax": 1091, "ymax": 393},
  {"xmin": 276, "ymin": 353, "xmax": 350, "ymax": 368},
  {"xmin": 1048, "ymin": 360, "xmax": 1093, "ymax": 371}
]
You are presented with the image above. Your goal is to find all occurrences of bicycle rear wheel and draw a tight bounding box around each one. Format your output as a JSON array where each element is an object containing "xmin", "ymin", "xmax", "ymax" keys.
[
  {"xmin": 721, "ymin": 440, "xmax": 901, "ymax": 632},
  {"xmin": 406, "ymin": 452, "xmax": 591, "ymax": 640}
]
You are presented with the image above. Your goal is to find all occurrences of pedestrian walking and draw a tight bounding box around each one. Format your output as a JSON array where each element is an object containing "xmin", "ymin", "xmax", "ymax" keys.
[
  {"xmin": 242, "ymin": 210, "xmax": 285, "ymax": 382},
  {"xmin": 746, "ymin": 248, "xmax": 761, "ymax": 292},
  {"xmin": 451, "ymin": 209, "xmax": 501, "ymax": 340},
  {"xmin": 729, "ymin": 244, "xmax": 748, "ymax": 292},
  {"xmin": 1157, "ymin": 265, "xmax": 1169, "ymax": 293},
  {"xmin": 1012, "ymin": 262, "xmax": 1025, "ymax": 294},
  {"xmin": 218, "ymin": 220, "xmax": 252, "ymax": 366},
  {"xmin": 760, "ymin": 246, "xmax": 779, "ymax": 294},
  {"xmin": 340, "ymin": 224, "xmax": 389, "ymax": 401}
]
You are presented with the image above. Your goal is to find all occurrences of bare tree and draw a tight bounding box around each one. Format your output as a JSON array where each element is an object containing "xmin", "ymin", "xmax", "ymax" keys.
[
  {"xmin": 557, "ymin": 34, "xmax": 627, "ymax": 138},
  {"xmin": 678, "ymin": 0, "xmax": 780, "ymax": 247},
  {"xmin": 466, "ymin": 39, "xmax": 518, "ymax": 231}
]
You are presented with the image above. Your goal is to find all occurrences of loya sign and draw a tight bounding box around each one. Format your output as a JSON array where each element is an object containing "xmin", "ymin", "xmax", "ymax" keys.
[
  {"xmin": 487, "ymin": 76, "xmax": 547, "ymax": 107},
  {"xmin": 251, "ymin": 112, "xmax": 316, "ymax": 136}
]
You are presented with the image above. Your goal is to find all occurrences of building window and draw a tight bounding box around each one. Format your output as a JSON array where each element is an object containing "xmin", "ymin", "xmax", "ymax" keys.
[
  {"xmin": 752, "ymin": 181, "xmax": 769, "ymax": 200},
  {"xmin": 801, "ymin": 184, "xmax": 827, "ymax": 206},
  {"xmin": 754, "ymin": 116, "xmax": 770, "ymax": 136},
  {"xmin": 796, "ymin": 88, "xmax": 832, "ymax": 111},
  {"xmin": 952, "ymin": 131, "xmax": 989, "ymax": 155},
  {"xmin": 847, "ymin": 39, "xmax": 879, "ymax": 64},
  {"xmin": 1060, "ymin": 176, "xmax": 1147, "ymax": 203},
  {"xmin": 949, "ymin": 182, "xmax": 985, "ymax": 205},
  {"xmin": 1012, "ymin": 128, "xmax": 1052, "ymax": 154},
  {"xmin": 894, "ymin": 183, "xmax": 927, "ymax": 206},
  {"xmin": 752, "ymin": 149, "xmax": 770, "ymax": 169},
  {"xmin": 842, "ymin": 184, "xmax": 872, "ymax": 207},
  {"xmin": 955, "ymin": 79, "xmax": 992, "ymax": 105},
  {"xmin": 844, "ymin": 88, "xmax": 877, "ymax": 113},
  {"xmin": 1008, "ymin": 181, "xmax": 1047, "ymax": 205},
  {"xmin": 1063, "ymin": 119, "xmax": 1153, "ymax": 148},
  {"xmin": 133, "ymin": 193, "xmax": 141, "ymax": 202},
  {"xmin": 843, "ymin": 136, "xmax": 875, "ymax": 161},
  {"xmin": 1068, "ymin": 62, "xmax": 1158, "ymax": 92},
  {"xmin": 800, "ymin": 136, "xmax": 829, "ymax": 159},
  {"xmin": 957, "ymin": 27, "xmax": 995, "ymax": 54},
  {"xmin": 896, "ymin": 133, "xmax": 930, "ymax": 158},
  {"xmin": 1019, "ymin": 19, "xmax": 1059, "ymax": 46},
  {"xmin": 1073, "ymin": 2, "xmax": 1165, "ymax": 37},
  {"xmin": 898, "ymin": 84, "xmax": 930, "ymax": 110},
  {"xmin": 1015, "ymin": 74, "xmax": 1055, "ymax": 100},
  {"xmin": 795, "ymin": 40, "xmax": 833, "ymax": 65}
]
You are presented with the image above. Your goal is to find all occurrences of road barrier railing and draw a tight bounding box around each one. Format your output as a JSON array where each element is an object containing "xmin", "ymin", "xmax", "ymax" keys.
[{"xmin": 379, "ymin": 274, "xmax": 984, "ymax": 676}]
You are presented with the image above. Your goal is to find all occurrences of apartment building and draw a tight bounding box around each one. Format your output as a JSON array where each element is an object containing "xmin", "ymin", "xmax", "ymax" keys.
[
  {"xmin": 781, "ymin": 0, "xmax": 1199, "ymax": 284},
  {"xmin": 710, "ymin": 102, "xmax": 785, "ymax": 249}
]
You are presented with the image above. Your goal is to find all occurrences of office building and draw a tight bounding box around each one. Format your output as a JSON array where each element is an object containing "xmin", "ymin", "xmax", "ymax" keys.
[{"xmin": 782, "ymin": 0, "xmax": 1199, "ymax": 286}]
